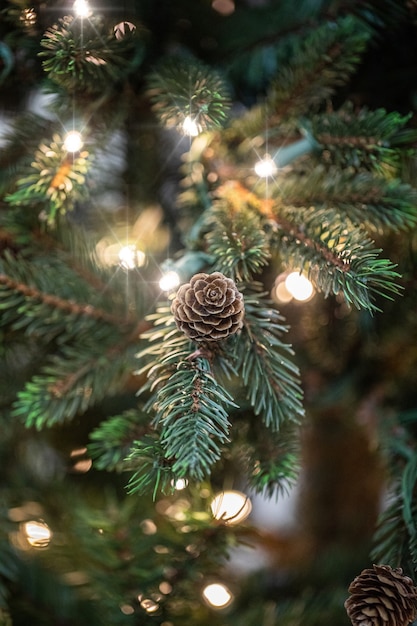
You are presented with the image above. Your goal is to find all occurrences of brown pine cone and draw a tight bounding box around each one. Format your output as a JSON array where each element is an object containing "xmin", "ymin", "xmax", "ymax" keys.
[
  {"xmin": 345, "ymin": 564, "xmax": 417, "ymax": 626},
  {"xmin": 171, "ymin": 272, "xmax": 244, "ymax": 342}
]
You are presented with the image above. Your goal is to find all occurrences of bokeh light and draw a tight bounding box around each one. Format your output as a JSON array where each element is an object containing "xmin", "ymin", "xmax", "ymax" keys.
[
  {"xmin": 159, "ymin": 270, "xmax": 180, "ymax": 292},
  {"xmin": 210, "ymin": 490, "xmax": 252, "ymax": 525},
  {"xmin": 64, "ymin": 130, "xmax": 83, "ymax": 153},
  {"xmin": 23, "ymin": 520, "xmax": 52, "ymax": 548},
  {"xmin": 202, "ymin": 582, "xmax": 234, "ymax": 608},
  {"xmin": 285, "ymin": 271, "xmax": 314, "ymax": 301},
  {"xmin": 254, "ymin": 154, "xmax": 277, "ymax": 178}
]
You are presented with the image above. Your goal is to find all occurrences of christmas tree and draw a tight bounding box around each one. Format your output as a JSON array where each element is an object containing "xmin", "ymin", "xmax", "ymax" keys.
[{"xmin": 1, "ymin": 0, "xmax": 417, "ymax": 624}]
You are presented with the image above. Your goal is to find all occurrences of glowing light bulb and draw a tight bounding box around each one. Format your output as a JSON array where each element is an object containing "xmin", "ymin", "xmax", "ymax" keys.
[
  {"xmin": 284, "ymin": 271, "xmax": 314, "ymax": 302},
  {"xmin": 254, "ymin": 154, "xmax": 277, "ymax": 178},
  {"xmin": 171, "ymin": 478, "xmax": 188, "ymax": 491},
  {"xmin": 64, "ymin": 130, "xmax": 83, "ymax": 152},
  {"xmin": 202, "ymin": 582, "xmax": 233, "ymax": 608},
  {"xmin": 73, "ymin": 0, "xmax": 91, "ymax": 17},
  {"xmin": 210, "ymin": 490, "xmax": 252, "ymax": 525},
  {"xmin": 159, "ymin": 270, "xmax": 180, "ymax": 292},
  {"xmin": 118, "ymin": 244, "xmax": 146, "ymax": 269},
  {"xmin": 23, "ymin": 520, "xmax": 52, "ymax": 548},
  {"xmin": 182, "ymin": 116, "xmax": 201, "ymax": 137},
  {"xmin": 139, "ymin": 598, "xmax": 159, "ymax": 613}
]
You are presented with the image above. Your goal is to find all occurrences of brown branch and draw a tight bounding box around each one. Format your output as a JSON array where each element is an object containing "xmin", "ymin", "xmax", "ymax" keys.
[{"xmin": 0, "ymin": 273, "xmax": 138, "ymax": 327}]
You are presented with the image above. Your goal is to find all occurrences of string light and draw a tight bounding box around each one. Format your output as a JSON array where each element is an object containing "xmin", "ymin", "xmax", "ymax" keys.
[
  {"xmin": 64, "ymin": 130, "xmax": 83, "ymax": 153},
  {"xmin": 139, "ymin": 597, "xmax": 159, "ymax": 613},
  {"xmin": 254, "ymin": 154, "xmax": 278, "ymax": 178},
  {"xmin": 210, "ymin": 490, "xmax": 252, "ymax": 525},
  {"xmin": 159, "ymin": 270, "xmax": 180, "ymax": 292},
  {"xmin": 73, "ymin": 0, "xmax": 92, "ymax": 18},
  {"xmin": 182, "ymin": 116, "xmax": 201, "ymax": 137},
  {"xmin": 171, "ymin": 478, "xmax": 188, "ymax": 491},
  {"xmin": 202, "ymin": 582, "xmax": 234, "ymax": 609},
  {"xmin": 118, "ymin": 244, "xmax": 146, "ymax": 270},
  {"xmin": 285, "ymin": 271, "xmax": 314, "ymax": 302},
  {"xmin": 23, "ymin": 520, "xmax": 52, "ymax": 548}
]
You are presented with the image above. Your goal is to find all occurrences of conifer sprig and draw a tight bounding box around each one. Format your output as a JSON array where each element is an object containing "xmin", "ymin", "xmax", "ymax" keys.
[
  {"xmin": 236, "ymin": 290, "xmax": 304, "ymax": 431},
  {"xmin": 155, "ymin": 356, "xmax": 236, "ymax": 482},
  {"xmin": 271, "ymin": 207, "xmax": 402, "ymax": 311},
  {"xmin": 309, "ymin": 106, "xmax": 415, "ymax": 174},
  {"xmin": 204, "ymin": 182, "xmax": 270, "ymax": 281},
  {"xmin": 5, "ymin": 134, "xmax": 91, "ymax": 224},
  {"xmin": 233, "ymin": 15, "xmax": 370, "ymax": 135},
  {"xmin": 274, "ymin": 166, "xmax": 417, "ymax": 232}
]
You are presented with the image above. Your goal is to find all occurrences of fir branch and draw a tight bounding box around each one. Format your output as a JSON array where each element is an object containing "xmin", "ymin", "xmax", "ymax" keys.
[
  {"xmin": 88, "ymin": 410, "xmax": 152, "ymax": 473},
  {"xmin": 268, "ymin": 205, "xmax": 402, "ymax": 311},
  {"xmin": 233, "ymin": 15, "xmax": 370, "ymax": 135},
  {"xmin": 309, "ymin": 106, "xmax": 415, "ymax": 174},
  {"xmin": 235, "ymin": 290, "xmax": 304, "ymax": 431},
  {"xmin": 147, "ymin": 56, "xmax": 231, "ymax": 132},
  {"xmin": 39, "ymin": 15, "xmax": 142, "ymax": 94},
  {"xmin": 275, "ymin": 166, "xmax": 417, "ymax": 232},
  {"xmin": 126, "ymin": 435, "xmax": 178, "ymax": 499},
  {"xmin": 155, "ymin": 356, "xmax": 236, "ymax": 482},
  {"xmin": 205, "ymin": 182, "xmax": 271, "ymax": 281},
  {"xmin": 5, "ymin": 134, "xmax": 91, "ymax": 224}
]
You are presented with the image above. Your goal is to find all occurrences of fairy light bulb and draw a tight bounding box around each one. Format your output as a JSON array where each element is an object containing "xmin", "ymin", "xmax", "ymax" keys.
[
  {"xmin": 182, "ymin": 116, "xmax": 201, "ymax": 137},
  {"xmin": 210, "ymin": 490, "xmax": 252, "ymax": 525},
  {"xmin": 73, "ymin": 0, "xmax": 92, "ymax": 18},
  {"xmin": 118, "ymin": 244, "xmax": 146, "ymax": 270},
  {"xmin": 64, "ymin": 130, "xmax": 83, "ymax": 153},
  {"xmin": 202, "ymin": 583, "xmax": 234, "ymax": 608},
  {"xmin": 159, "ymin": 270, "xmax": 180, "ymax": 292},
  {"xmin": 23, "ymin": 520, "xmax": 52, "ymax": 548},
  {"xmin": 171, "ymin": 478, "xmax": 188, "ymax": 491},
  {"xmin": 254, "ymin": 154, "xmax": 277, "ymax": 178},
  {"xmin": 285, "ymin": 271, "xmax": 314, "ymax": 302}
]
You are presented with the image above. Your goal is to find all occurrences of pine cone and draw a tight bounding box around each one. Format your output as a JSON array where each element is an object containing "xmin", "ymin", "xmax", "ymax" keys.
[
  {"xmin": 345, "ymin": 564, "xmax": 417, "ymax": 626},
  {"xmin": 171, "ymin": 272, "xmax": 244, "ymax": 342}
]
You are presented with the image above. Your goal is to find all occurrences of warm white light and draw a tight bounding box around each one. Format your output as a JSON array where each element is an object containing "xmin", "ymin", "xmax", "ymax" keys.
[
  {"xmin": 159, "ymin": 270, "xmax": 180, "ymax": 292},
  {"xmin": 23, "ymin": 520, "xmax": 52, "ymax": 548},
  {"xmin": 210, "ymin": 490, "xmax": 252, "ymax": 525},
  {"xmin": 285, "ymin": 271, "xmax": 314, "ymax": 302},
  {"xmin": 64, "ymin": 130, "xmax": 83, "ymax": 152},
  {"xmin": 139, "ymin": 598, "xmax": 159, "ymax": 613},
  {"xmin": 172, "ymin": 478, "xmax": 188, "ymax": 491},
  {"xmin": 118, "ymin": 244, "xmax": 146, "ymax": 270},
  {"xmin": 202, "ymin": 582, "xmax": 233, "ymax": 608},
  {"xmin": 182, "ymin": 115, "xmax": 201, "ymax": 137},
  {"xmin": 274, "ymin": 281, "xmax": 293, "ymax": 304},
  {"xmin": 254, "ymin": 154, "xmax": 278, "ymax": 178},
  {"xmin": 73, "ymin": 0, "xmax": 91, "ymax": 17}
]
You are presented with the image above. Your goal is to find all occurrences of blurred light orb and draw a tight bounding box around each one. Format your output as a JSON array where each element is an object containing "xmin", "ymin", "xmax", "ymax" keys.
[
  {"xmin": 73, "ymin": 0, "xmax": 91, "ymax": 17},
  {"xmin": 210, "ymin": 490, "xmax": 252, "ymax": 525},
  {"xmin": 140, "ymin": 598, "xmax": 159, "ymax": 613},
  {"xmin": 182, "ymin": 116, "xmax": 201, "ymax": 137},
  {"xmin": 118, "ymin": 244, "xmax": 146, "ymax": 270},
  {"xmin": 254, "ymin": 154, "xmax": 277, "ymax": 178},
  {"xmin": 172, "ymin": 478, "xmax": 188, "ymax": 491},
  {"xmin": 159, "ymin": 270, "xmax": 180, "ymax": 292},
  {"xmin": 274, "ymin": 280, "xmax": 293, "ymax": 304},
  {"xmin": 202, "ymin": 582, "xmax": 234, "ymax": 608},
  {"xmin": 285, "ymin": 271, "xmax": 314, "ymax": 301},
  {"xmin": 64, "ymin": 130, "xmax": 83, "ymax": 152},
  {"xmin": 212, "ymin": 0, "xmax": 235, "ymax": 15},
  {"xmin": 23, "ymin": 520, "xmax": 52, "ymax": 548}
]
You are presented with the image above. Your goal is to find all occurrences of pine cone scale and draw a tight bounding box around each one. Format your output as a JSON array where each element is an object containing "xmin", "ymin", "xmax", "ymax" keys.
[{"xmin": 345, "ymin": 565, "xmax": 417, "ymax": 626}]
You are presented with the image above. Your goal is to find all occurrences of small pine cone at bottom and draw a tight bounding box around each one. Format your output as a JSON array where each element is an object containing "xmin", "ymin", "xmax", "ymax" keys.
[
  {"xmin": 171, "ymin": 272, "xmax": 244, "ymax": 342},
  {"xmin": 345, "ymin": 564, "xmax": 417, "ymax": 626}
]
